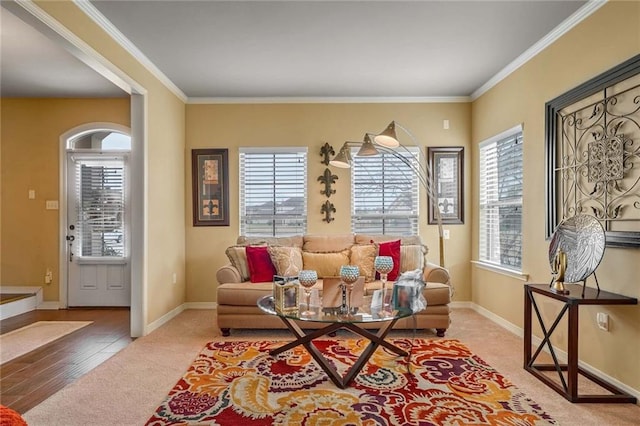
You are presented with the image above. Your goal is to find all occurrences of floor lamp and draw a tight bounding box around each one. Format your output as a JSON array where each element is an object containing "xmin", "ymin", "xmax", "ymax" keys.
[{"xmin": 329, "ymin": 121, "xmax": 446, "ymax": 267}]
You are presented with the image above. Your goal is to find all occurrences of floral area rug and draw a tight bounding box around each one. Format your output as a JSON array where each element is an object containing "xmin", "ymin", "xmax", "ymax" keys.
[{"xmin": 146, "ymin": 339, "xmax": 555, "ymax": 425}]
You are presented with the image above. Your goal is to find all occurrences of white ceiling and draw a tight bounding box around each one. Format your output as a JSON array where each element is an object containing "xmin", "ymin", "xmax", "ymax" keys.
[
  {"xmin": 0, "ymin": 1, "xmax": 588, "ymax": 100},
  {"xmin": 89, "ymin": 0, "xmax": 587, "ymax": 100},
  {"xmin": 0, "ymin": 7, "xmax": 125, "ymax": 98}
]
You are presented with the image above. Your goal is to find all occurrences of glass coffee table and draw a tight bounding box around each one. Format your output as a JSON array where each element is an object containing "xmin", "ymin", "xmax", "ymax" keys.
[{"xmin": 257, "ymin": 295, "xmax": 413, "ymax": 389}]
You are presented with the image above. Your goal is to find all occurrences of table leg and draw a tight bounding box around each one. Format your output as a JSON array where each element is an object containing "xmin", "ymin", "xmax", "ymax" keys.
[
  {"xmin": 567, "ymin": 303, "xmax": 579, "ymax": 401},
  {"xmin": 524, "ymin": 287, "xmax": 532, "ymax": 368},
  {"xmin": 268, "ymin": 318, "xmax": 407, "ymax": 389}
]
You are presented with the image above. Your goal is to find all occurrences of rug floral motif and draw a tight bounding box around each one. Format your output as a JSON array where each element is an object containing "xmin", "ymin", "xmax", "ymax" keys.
[{"xmin": 146, "ymin": 339, "xmax": 556, "ymax": 425}]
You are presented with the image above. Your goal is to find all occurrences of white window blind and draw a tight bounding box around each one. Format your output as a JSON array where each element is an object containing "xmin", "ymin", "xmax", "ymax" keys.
[
  {"xmin": 74, "ymin": 157, "xmax": 126, "ymax": 257},
  {"xmin": 479, "ymin": 129, "xmax": 523, "ymax": 270},
  {"xmin": 351, "ymin": 147, "xmax": 419, "ymax": 235},
  {"xmin": 239, "ymin": 148, "xmax": 307, "ymax": 236}
]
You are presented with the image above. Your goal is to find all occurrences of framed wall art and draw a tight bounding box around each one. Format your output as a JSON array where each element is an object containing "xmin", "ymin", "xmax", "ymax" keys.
[
  {"xmin": 427, "ymin": 147, "xmax": 464, "ymax": 224},
  {"xmin": 545, "ymin": 54, "xmax": 640, "ymax": 247},
  {"xmin": 192, "ymin": 148, "xmax": 229, "ymax": 226}
]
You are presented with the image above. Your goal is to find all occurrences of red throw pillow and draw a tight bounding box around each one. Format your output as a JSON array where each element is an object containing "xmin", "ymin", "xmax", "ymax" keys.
[
  {"xmin": 245, "ymin": 246, "xmax": 277, "ymax": 283},
  {"xmin": 376, "ymin": 239, "xmax": 401, "ymax": 281},
  {"xmin": 0, "ymin": 405, "xmax": 28, "ymax": 426}
]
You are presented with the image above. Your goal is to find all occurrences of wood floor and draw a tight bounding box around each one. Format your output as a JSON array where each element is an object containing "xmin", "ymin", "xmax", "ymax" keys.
[{"xmin": 0, "ymin": 309, "xmax": 131, "ymax": 414}]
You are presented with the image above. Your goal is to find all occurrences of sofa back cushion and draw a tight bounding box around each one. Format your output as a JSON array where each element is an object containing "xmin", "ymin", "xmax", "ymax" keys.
[
  {"xmin": 237, "ymin": 235, "xmax": 303, "ymax": 248},
  {"xmin": 302, "ymin": 249, "xmax": 350, "ymax": 278},
  {"xmin": 355, "ymin": 234, "xmax": 423, "ymax": 246},
  {"xmin": 303, "ymin": 235, "xmax": 354, "ymax": 252}
]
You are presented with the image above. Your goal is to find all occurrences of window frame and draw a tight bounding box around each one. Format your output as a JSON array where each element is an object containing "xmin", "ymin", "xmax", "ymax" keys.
[
  {"xmin": 350, "ymin": 146, "xmax": 420, "ymax": 236},
  {"xmin": 239, "ymin": 147, "xmax": 308, "ymax": 237},
  {"xmin": 478, "ymin": 125, "xmax": 524, "ymax": 272}
]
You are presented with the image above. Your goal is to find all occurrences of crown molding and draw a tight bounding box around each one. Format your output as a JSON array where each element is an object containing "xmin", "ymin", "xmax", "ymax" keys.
[
  {"xmin": 73, "ymin": 0, "xmax": 187, "ymax": 102},
  {"xmin": 471, "ymin": 0, "xmax": 608, "ymax": 101},
  {"xmin": 188, "ymin": 96, "xmax": 471, "ymax": 105}
]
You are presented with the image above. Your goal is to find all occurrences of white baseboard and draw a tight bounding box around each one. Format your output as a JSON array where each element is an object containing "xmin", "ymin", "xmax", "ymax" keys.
[
  {"xmin": 463, "ymin": 302, "xmax": 640, "ymax": 402},
  {"xmin": 184, "ymin": 302, "xmax": 217, "ymax": 310},
  {"xmin": 145, "ymin": 303, "xmax": 185, "ymax": 335},
  {"xmin": 37, "ymin": 301, "xmax": 60, "ymax": 310},
  {"xmin": 450, "ymin": 301, "xmax": 472, "ymax": 309}
]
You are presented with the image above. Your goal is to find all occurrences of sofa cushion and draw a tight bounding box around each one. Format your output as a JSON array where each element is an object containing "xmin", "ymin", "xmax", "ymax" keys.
[
  {"xmin": 363, "ymin": 281, "xmax": 451, "ymax": 306},
  {"xmin": 303, "ymin": 235, "xmax": 354, "ymax": 252},
  {"xmin": 268, "ymin": 246, "xmax": 303, "ymax": 276},
  {"xmin": 377, "ymin": 239, "xmax": 401, "ymax": 280},
  {"xmin": 246, "ymin": 246, "xmax": 277, "ymax": 283},
  {"xmin": 302, "ymin": 249, "xmax": 350, "ymax": 278},
  {"xmin": 237, "ymin": 235, "xmax": 303, "ymax": 248},
  {"xmin": 225, "ymin": 245, "xmax": 250, "ymax": 281},
  {"xmin": 355, "ymin": 234, "xmax": 423, "ymax": 246},
  {"xmin": 218, "ymin": 282, "xmax": 274, "ymax": 305},
  {"xmin": 349, "ymin": 244, "xmax": 377, "ymax": 282},
  {"xmin": 400, "ymin": 244, "xmax": 427, "ymax": 273}
]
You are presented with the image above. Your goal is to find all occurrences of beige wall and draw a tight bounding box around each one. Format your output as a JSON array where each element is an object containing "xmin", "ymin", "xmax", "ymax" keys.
[
  {"xmin": 1, "ymin": 98, "xmax": 130, "ymax": 300},
  {"xmin": 186, "ymin": 103, "xmax": 472, "ymax": 303},
  {"xmin": 471, "ymin": 1, "xmax": 640, "ymax": 391},
  {"xmin": 33, "ymin": 1, "xmax": 187, "ymax": 325}
]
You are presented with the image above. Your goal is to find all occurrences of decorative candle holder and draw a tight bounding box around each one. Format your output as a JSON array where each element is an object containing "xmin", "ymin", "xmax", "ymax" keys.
[
  {"xmin": 374, "ymin": 256, "xmax": 394, "ymax": 317},
  {"xmin": 339, "ymin": 265, "xmax": 360, "ymax": 317},
  {"xmin": 298, "ymin": 270, "xmax": 318, "ymax": 317}
]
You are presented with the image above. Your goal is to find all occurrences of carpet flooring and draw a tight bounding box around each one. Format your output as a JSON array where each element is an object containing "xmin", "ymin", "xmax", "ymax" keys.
[
  {"xmin": 0, "ymin": 321, "xmax": 93, "ymax": 364},
  {"xmin": 146, "ymin": 338, "xmax": 556, "ymax": 425},
  {"xmin": 22, "ymin": 309, "xmax": 640, "ymax": 425}
]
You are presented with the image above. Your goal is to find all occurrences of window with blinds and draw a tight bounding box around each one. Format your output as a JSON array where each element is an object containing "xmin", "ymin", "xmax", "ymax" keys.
[
  {"xmin": 351, "ymin": 147, "xmax": 419, "ymax": 235},
  {"xmin": 239, "ymin": 148, "xmax": 307, "ymax": 236},
  {"xmin": 74, "ymin": 157, "xmax": 126, "ymax": 257},
  {"xmin": 479, "ymin": 129, "xmax": 523, "ymax": 270}
]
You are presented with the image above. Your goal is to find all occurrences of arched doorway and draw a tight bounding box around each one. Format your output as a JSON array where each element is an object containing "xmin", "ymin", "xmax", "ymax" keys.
[{"xmin": 60, "ymin": 123, "xmax": 131, "ymax": 307}]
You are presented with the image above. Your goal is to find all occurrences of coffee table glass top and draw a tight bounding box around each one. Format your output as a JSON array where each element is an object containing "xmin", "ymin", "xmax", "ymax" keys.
[{"xmin": 257, "ymin": 295, "xmax": 413, "ymax": 324}]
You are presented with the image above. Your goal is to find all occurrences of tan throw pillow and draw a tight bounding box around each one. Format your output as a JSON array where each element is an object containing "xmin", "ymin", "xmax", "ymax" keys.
[
  {"xmin": 302, "ymin": 250, "xmax": 350, "ymax": 278},
  {"xmin": 268, "ymin": 246, "xmax": 303, "ymax": 276},
  {"xmin": 349, "ymin": 244, "xmax": 377, "ymax": 282},
  {"xmin": 225, "ymin": 246, "xmax": 250, "ymax": 281},
  {"xmin": 400, "ymin": 244, "xmax": 427, "ymax": 273}
]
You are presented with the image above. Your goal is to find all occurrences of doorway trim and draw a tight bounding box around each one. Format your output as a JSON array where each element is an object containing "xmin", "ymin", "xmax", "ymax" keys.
[
  {"xmin": 59, "ymin": 122, "xmax": 132, "ymax": 309},
  {"xmin": 8, "ymin": 0, "xmax": 149, "ymax": 337}
]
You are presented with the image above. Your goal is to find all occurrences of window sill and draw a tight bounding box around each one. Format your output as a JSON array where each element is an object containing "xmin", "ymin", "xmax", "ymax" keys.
[{"xmin": 471, "ymin": 260, "xmax": 529, "ymax": 281}]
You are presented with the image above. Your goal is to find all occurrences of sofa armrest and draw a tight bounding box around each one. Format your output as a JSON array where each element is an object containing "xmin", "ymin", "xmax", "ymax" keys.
[
  {"xmin": 216, "ymin": 264, "xmax": 243, "ymax": 284},
  {"xmin": 423, "ymin": 262, "xmax": 453, "ymax": 296}
]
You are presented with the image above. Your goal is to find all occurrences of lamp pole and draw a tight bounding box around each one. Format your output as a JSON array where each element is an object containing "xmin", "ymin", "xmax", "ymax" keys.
[{"xmin": 330, "ymin": 122, "xmax": 445, "ymax": 267}]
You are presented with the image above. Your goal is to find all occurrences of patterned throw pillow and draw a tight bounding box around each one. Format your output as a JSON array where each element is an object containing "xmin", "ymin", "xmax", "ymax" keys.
[
  {"xmin": 349, "ymin": 244, "xmax": 377, "ymax": 282},
  {"xmin": 302, "ymin": 250, "xmax": 350, "ymax": 278},
  {"xmin": 225, "ymin": 245, "xmax": 250, "ymax": 281},
  {"xmin": 400, "ymin": 244, "xmax": 427, "ymax": 273},
  {"xmin": 268, "ymin": 246, "xmax": 303, "ymax": 276}
]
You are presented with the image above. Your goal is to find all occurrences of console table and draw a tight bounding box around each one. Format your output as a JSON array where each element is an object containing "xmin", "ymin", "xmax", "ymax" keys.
[{"xmin": 524, "ymin": 284, "xmax": 637, "ymax": 403}]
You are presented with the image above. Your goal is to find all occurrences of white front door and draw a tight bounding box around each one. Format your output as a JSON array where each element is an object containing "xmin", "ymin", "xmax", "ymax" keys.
[{"xmin": 66, "ymin": 153, "xmax": 130, "ymax": 307}]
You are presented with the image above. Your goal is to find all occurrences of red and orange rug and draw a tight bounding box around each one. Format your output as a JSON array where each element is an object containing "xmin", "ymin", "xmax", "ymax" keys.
[{"xmin": 146, "ymin": 339, "xmax": 555, "ymax": 425}]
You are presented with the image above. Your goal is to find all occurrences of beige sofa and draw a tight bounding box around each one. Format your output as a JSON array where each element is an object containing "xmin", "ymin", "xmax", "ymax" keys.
[{"xmin": 216, "ymin": 234, "xmax": 452, "ymax": 337}]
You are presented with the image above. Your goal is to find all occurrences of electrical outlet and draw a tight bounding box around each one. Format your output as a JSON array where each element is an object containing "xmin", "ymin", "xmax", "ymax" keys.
[
  {"xmin": 596, "ymin": 312, "xmax": 609, "ymax": 331},
  {"xmin": 45, "ymin": 200, "xmax": 59, "ymax": 210},
  {"xmin": 443, "ymin": 119, "xmax": 450, "ymax": 130},
  {"xmin": 172, "ymin": 273, "xmax": 177, "ymax": 284},
  {"xmin": 44, "ymin": 268, "xmax": 53, "ymax": 284},
  {"xmin": 443, "ymin": 229, "xmax": 450, "ymax": 240},
  {"xmin": 28, "ymin": 190, "xmax": 36, "ymax": 199}
]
